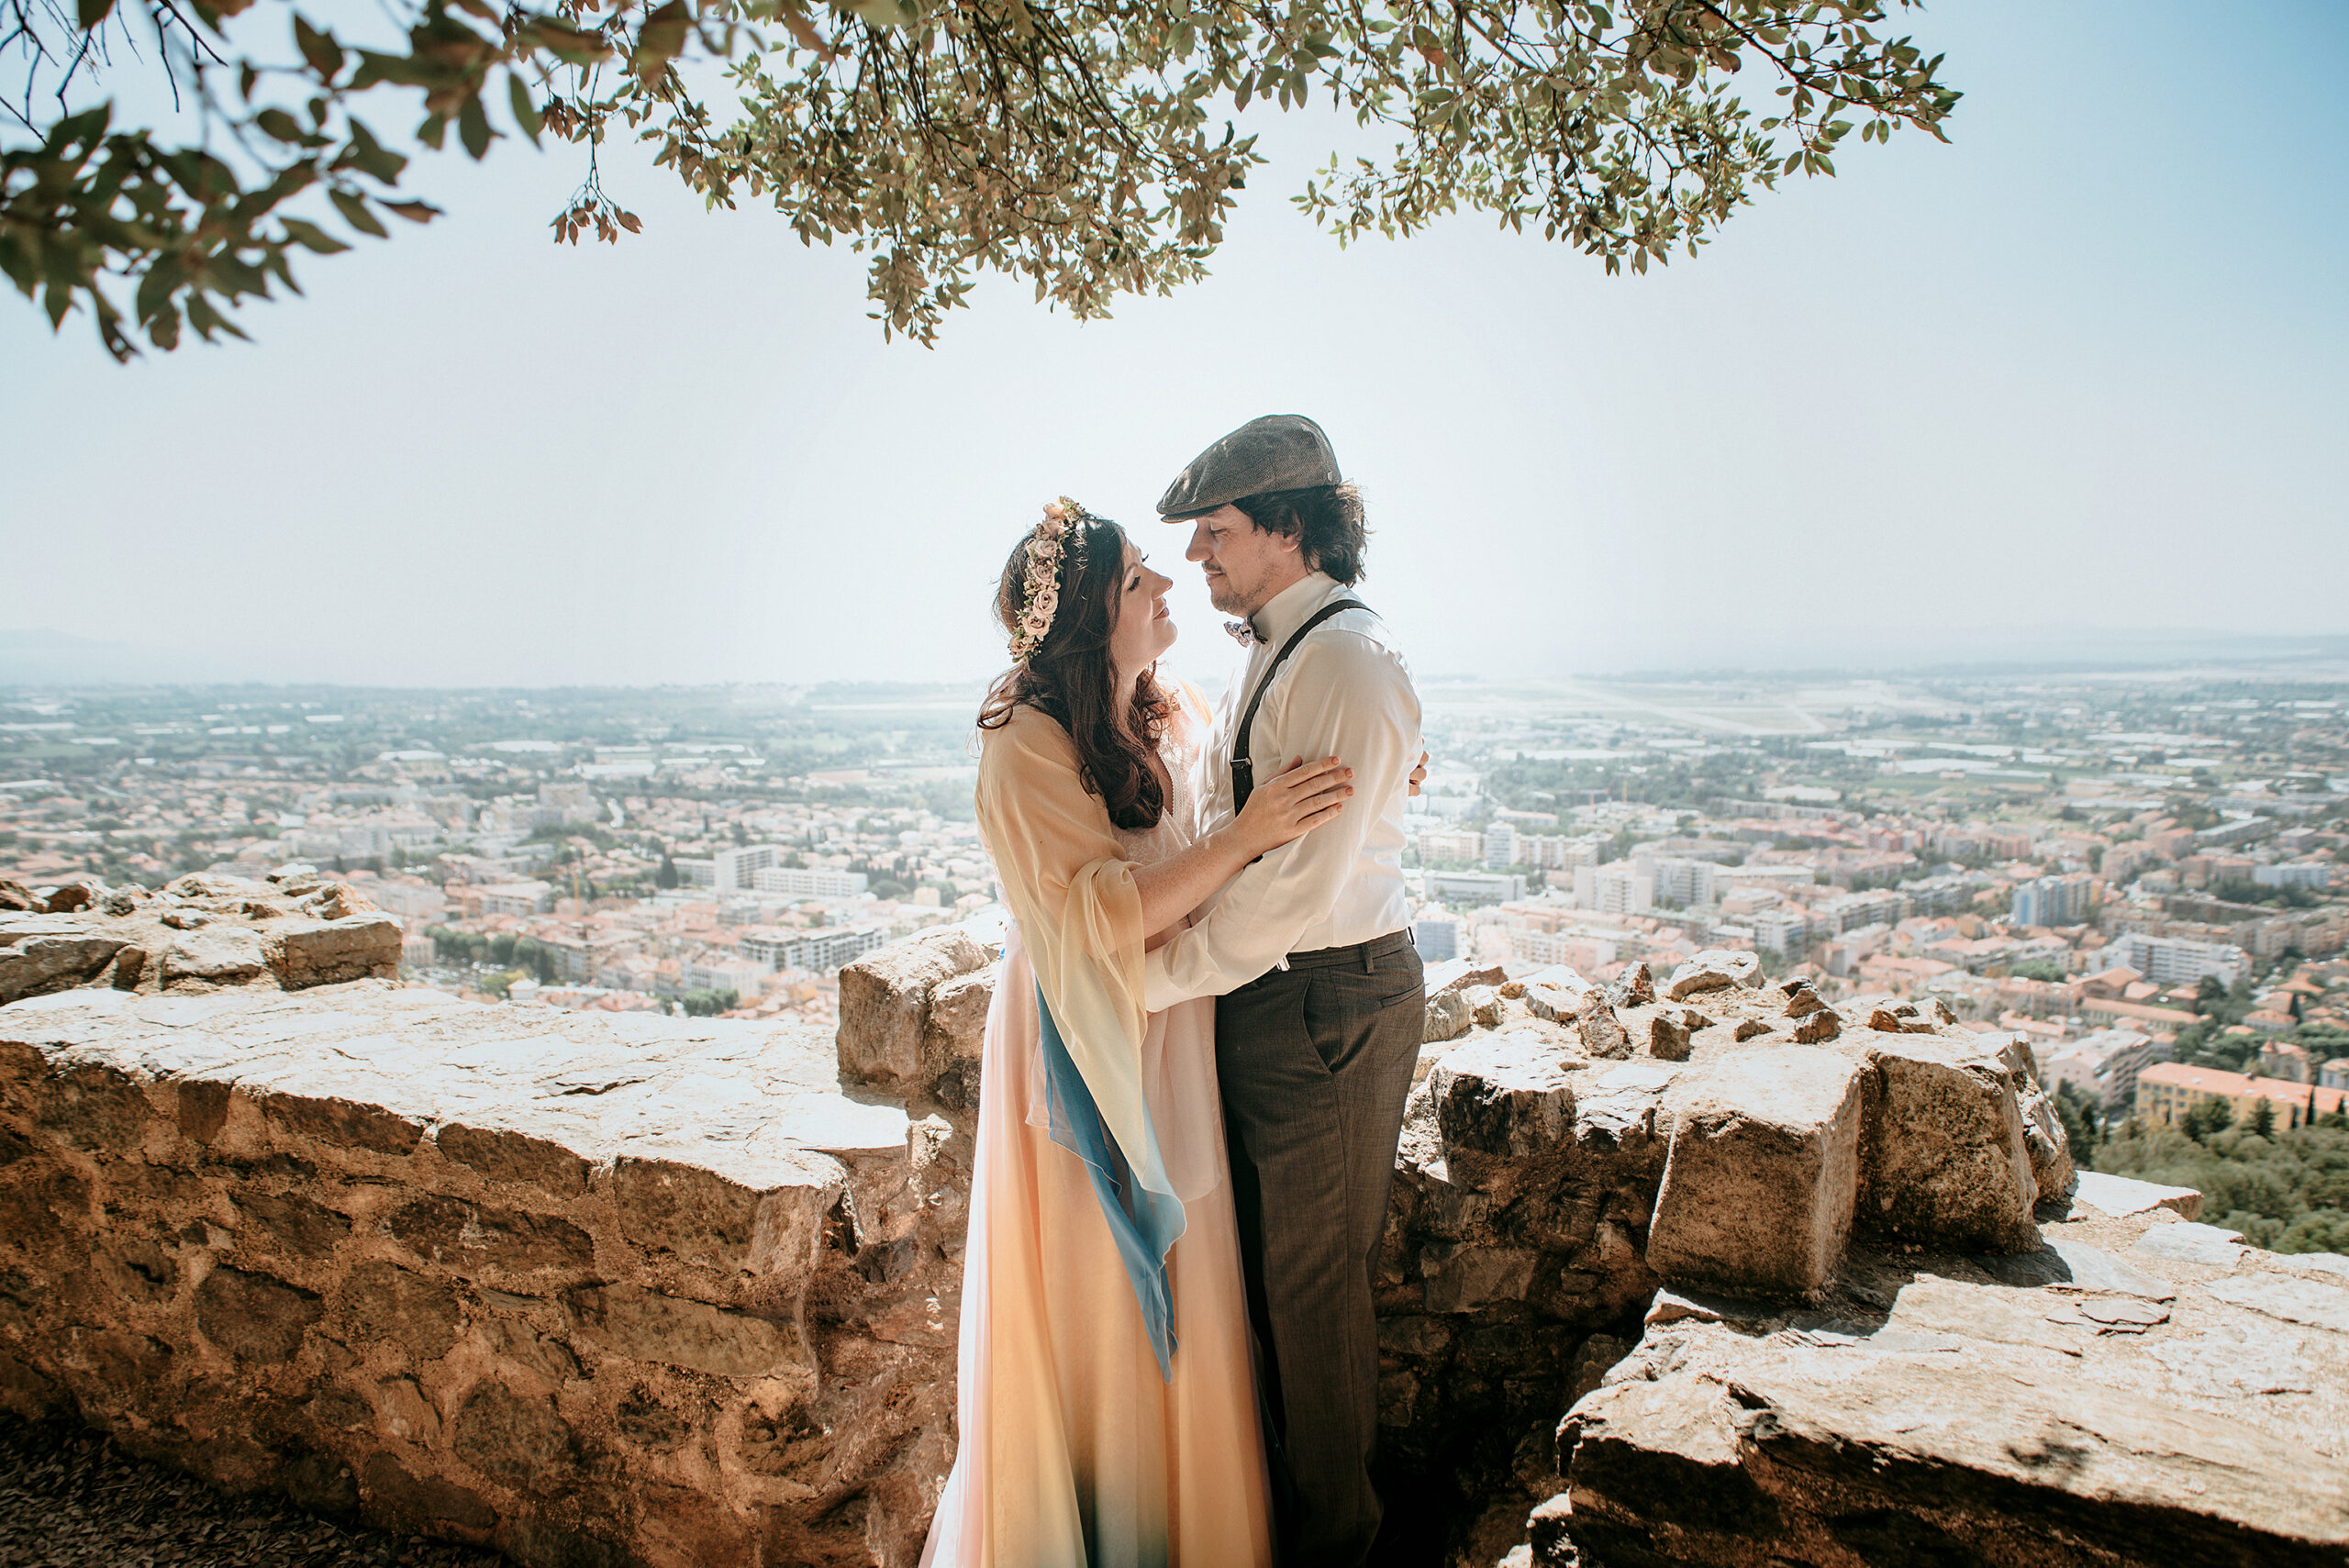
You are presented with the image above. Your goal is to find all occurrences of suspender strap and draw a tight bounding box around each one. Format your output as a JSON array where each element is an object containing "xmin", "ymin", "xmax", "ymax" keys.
[{"xmin": 1230, "ymin": 599, "xmax": 1368, "ymax": 815}]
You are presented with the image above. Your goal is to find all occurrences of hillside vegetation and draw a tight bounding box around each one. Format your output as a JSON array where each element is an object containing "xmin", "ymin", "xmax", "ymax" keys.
[{"xmin": 2092, "ymin": 1120, "xmax": 2349, "ymax": 1254}]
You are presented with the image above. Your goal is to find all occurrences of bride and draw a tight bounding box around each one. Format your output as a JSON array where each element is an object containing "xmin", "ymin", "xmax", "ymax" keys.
[{"xmin": 921, "ymin": 499, "xmax": 1357, "ymax": 1568}]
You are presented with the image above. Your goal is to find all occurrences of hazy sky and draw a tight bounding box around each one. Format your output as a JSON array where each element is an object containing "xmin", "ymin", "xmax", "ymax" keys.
[{"xmin": 5, "ymin": 0, "xmax": 2345, "ymax": 690}]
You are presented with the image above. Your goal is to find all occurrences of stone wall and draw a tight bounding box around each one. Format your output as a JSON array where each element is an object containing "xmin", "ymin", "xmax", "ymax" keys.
[
  {"xmin": 2, "ymin": 869, "xmax": 403, "ymax": 1006},
  {"xmin": 0, "ymin": 980, "xmax": 963, "ymax": 1568},
  {"xmin": 6, "ymin": 912, "xmax": 2348, "ymax": 1568}
]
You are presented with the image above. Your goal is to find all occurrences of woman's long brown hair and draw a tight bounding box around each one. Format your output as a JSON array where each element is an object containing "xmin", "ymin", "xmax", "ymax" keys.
[{"xmin": 977, "ymin": 517, "xmax": 1174, "ymax": 831}]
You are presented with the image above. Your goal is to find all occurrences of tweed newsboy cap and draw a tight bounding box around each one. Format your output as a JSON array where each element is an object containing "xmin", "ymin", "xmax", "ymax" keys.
[{"xmin": 1156, "ymin": 414, "xmax": 1343, "ymax": 519}]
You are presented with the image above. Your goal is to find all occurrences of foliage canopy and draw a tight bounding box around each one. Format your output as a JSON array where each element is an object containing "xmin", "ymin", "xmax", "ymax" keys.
[{"xmin": 5, "ymin": 0, "xmax": 1957, "ymax": 357}]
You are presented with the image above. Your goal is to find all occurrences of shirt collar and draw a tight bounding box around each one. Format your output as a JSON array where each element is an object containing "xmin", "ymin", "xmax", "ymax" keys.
[{"xmin": 1248, "ymin": 571, "xmax": 1342, "ymax": 650}]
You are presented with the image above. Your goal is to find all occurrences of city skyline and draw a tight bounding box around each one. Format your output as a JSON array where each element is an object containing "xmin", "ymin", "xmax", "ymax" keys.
[{"xmin": 6, "ymin": 0, "xmax": 2346, "ymax": 692}]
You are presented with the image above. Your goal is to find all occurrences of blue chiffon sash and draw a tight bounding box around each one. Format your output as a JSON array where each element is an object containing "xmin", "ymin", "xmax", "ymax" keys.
[{"xmin": 1035, "ymin": 984, "xmax": 1187, "ymax": 1382}]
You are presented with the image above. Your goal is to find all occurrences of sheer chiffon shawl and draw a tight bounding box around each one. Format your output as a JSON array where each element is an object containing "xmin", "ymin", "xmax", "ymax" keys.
[{"xmin": 975, "ymin": 706, "xmax": 1181, "ymax": 1207}]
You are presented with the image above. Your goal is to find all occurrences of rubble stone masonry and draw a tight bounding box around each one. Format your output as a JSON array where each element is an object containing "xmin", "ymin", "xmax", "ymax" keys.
[{"xmin": 4, "ymin": 897, "xmax": 2348, "ymax": 1567}]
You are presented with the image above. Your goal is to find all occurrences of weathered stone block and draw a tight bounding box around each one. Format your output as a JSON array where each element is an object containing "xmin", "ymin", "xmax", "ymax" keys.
[
  {"xmin": 161, "ymin": 928, "xmax": 270, "ymax": 984},
  {"xmin": 389, "ymin": 1195, "xmax": 596, "ymax": 1277},
  {"xmin": 611, "ymin": 1157, "xmax": 758, "ymax": 1269},
  {"xmin": 264, "ymin": 1093, "xmax": 422, "ymax": 1157},
  {"xmin": 1421, "ymin": 1243, "xmax": 1542, "ymax": 1312},
  {"xmin": 174, "ymin": 1078, "xmax": 231, "ymax": 1142},
  {"xmin": 1648, "ymin": 1011, "xmax": 1695, "ymax": 1062},
  {"xmin": 436, "ymin": 1123, "xmax": 591, "ymax": 1196},
  {"xmin": 452, "ymin": 1380, "xmax": 576, "ymax": 1486},
  {"xmin": 195, "ymin": 1264, "xmax": 322, "ymax": 1362},
  {"xmin": 1423, "ymin": 988, "xmax": 1475, "ymax": 1043},
  {"xmin": 34, "ymin": 1060, "xmax": 150, "ymax": 1151},
  {"xmin": 233, "ymin": 1188, "xmax": 351, "ymax": 1262},
  {"xmin": 1790, "ymin": 1009, "xmax": 1841, "ymax": 1044},
  {"xmin": 1855, "ymin": 1034, "xmax": 2040, "ymax": 1253},
  {"xmin": 1664, "ymin": 950, "xmax": 1759, "ymax": 1001},
  {"xmin": 360, "ymin": 1452, "xmax": 500, "ymax": 1533},
  {"xmin": 564, "ymin": 1284, "xmax": 800, "ymax": 1377},
  {"xmin": 1994, "ymin": 1035, "xmax": 2076, "ymax": 1203},
  {"xmin": 1647, "ymin": 1047, "xmax": 1865, "ymax": 1299},
  {"xmin": 1431, "ymin": 1038, "xmax": 1577, "ymax": 1163},
  {"xmin": 836, "ymin": 928, "xmax": 991, "ymax": 1092},
  {"xmin": 0, "ymin": 920, "xmax": 126, "ymax": 1004},
  {"xmin": 269, "ymin": 916, "xmax": 402, "ymax": 989},
  {"xmin": 1576, "ymin": 994, "xmax": 1631, "ymax": 1060},
  {"xmin": 340, "ymin": 1262, "xmax": 463, "ymax": 1363}
]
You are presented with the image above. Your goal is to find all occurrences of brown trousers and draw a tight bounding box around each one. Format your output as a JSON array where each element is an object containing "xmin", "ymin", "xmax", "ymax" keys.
[{"xmin": 1216, "ymin": 929, "xmax": 1424, "ymax": 1568}]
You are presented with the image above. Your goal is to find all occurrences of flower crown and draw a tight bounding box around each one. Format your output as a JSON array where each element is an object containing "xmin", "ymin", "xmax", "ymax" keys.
[{"xmin": 1008, "ymin": 497, "xmax": 1100, "ymax": 663}]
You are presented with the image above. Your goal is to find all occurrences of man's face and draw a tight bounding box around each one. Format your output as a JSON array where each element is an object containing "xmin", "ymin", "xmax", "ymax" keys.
[{"xmin": 1183, "ymin": 504, "xmax": 1303, "ymax": 618}]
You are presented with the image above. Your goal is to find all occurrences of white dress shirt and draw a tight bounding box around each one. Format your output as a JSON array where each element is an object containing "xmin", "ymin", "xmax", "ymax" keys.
[{"xmin": 1142, "ymin": 572, "xmax": 1421, "ymax": 1011}]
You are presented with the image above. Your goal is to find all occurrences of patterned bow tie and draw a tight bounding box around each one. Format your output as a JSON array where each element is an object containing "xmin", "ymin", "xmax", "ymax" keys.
[{"xmin": 1225, "ymin": 618, "xmax": 1263, "ymax": 647}]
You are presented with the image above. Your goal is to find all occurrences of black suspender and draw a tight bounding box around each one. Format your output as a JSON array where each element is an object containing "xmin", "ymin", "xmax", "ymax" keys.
[{"xmin": 1230, "ymin": 599, "xmax": 1368, "ymax": 815}]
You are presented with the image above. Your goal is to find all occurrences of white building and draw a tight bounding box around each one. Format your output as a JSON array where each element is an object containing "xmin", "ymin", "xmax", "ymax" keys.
[
  {"xmin": 1643, "ymin": 854, "xmax": 1718, "ymax": 908},
  {"xmin": 1574, "ymin": 862, "xmax": 1650, "ymax": 917},
  {"xmin": 2108, "ymin": 932, "xmax": 2246, "ymax": 988},
  {"xmin": 1751, "ymin": 908, "xmax": 1811, "ymax": 959},
  {"xmin": 1485, "ymin": 822, "xmax": 1518, "ymax": 870},
  {"xmin": 2254, "ymin": 862, "xmax": 2334, "ymax": 890},
  {"xmin": 751, "ymin": 865, "xmax": 872, "ymax": 899},
  {"xmin": 1426, "ymin": 872, "xmax": 1527, "ymax": 906},
  {"xmin": 707, "ymin": 845, "xmax": 873, "ymax": 899}
]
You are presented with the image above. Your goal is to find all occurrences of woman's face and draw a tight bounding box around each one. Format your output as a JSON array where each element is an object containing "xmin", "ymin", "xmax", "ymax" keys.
[{"xmin": 1108, "ymin": 536, "xmax": 1177, "ymax": 679}]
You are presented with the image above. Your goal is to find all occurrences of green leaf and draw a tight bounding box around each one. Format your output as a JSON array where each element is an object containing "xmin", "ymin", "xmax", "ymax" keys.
[
  {"xmin": 279, "ymin": 217, "xmax": 352, "ymax": 253},
  {"xmin": 344, "ymin": 119, "xmax": 407, "ymax": 184},
  {"xmin": 508, "ymin": 72, "xmax": 544, "ymax": 145},
  {"xmin": 379, "ymin": 199, "xmax": 441, "ymax": 224},
  {"xmin": 328, "ymin": 187, "xmax": 389, "ymax": 238},
  {"xmin": 255, "ymin": 107, "xmax": 307, "ymax": 145},
  {"xmin": 294, "ymin": 16, "xmax": 344, "ymax": 81},
  {"xmin": 76, "ymin": 0, "xmax": 117, "ymax": 28},
  {"xmin": 457, "ymin": 95, "xmax": 494, "ymax": 160}
]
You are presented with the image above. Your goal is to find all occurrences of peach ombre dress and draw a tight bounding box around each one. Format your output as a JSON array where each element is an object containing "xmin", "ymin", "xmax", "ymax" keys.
[{"xmin": 921, "ymin": 696, "xmax": 1273, "ymax": 1568}]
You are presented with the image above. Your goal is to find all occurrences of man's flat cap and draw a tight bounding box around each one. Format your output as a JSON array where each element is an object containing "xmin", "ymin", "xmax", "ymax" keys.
[{"xmin": 1156, "ymin": 415, "xmax": 1342, "ymax": 519}]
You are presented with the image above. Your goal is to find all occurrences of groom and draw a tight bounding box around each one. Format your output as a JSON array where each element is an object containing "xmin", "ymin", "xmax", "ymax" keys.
[{"xmin": 1145, "ymin": 415, "xmax": 1426, "ymax": 1568}]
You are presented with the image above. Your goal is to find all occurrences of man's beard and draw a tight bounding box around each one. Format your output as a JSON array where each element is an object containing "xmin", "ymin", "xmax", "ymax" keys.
[{"xmin": 1206, "ymin": 575, "xmax": 1246, "ymax": 616}]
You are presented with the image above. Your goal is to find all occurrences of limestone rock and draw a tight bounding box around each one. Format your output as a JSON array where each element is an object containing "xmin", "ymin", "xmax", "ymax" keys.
[
  {"xmin": 1610, "ymin": 963, "xmax": 1655, "ymax": 1007},
  {"xmin": 1854, "ymin": 1033, "xmax": 2041, "ymax": 1253},
  {"xmin": 0, "ymin": 877, "xmax": 36, "ymax": 912},
  {"xmin": 1437, "ymin": 965, "xmax": 1508, "ymax": 997},
  {"xmin": 1790, "ymin": 1008, "xmax": 1841, "ymax": 1044},
  {"xmin": 1563, "ymin": 1314, "xmax": 2349, "ymax": 1568},
  {"xmin": 1732, "ymin": 1019, "xmax": 1771, "ymax": 1042},
  {"xmin": 1647, "ymin": 1011, "xmax": 1695, "ymax": 1063},
  {"xmin": 1424, "ymin": 987, "xmax": 1475, "ymax": 1043},
  {"xmin": 270, "ymin": 916, "xmax": 403, "ymax": 989},
  {"xmin": 0, "ymin": 917, "xmax": 126, "ymax": 1004},
  {"xmin": 837, "ymin": 927, "xmax": 993, "ymax": 1095},
  {"xmin": 2132, "ymin": 1220, "xmax": 2247, "ymax": 1270},
  {"xmin": 1664, "ymin": 950, "xmax": 1760, "ymax": 1001},
  {"xmin": 1466, "ymin": 985, "xmax": 1505, "ymax": 1029},
  {"xmin": 2073, "ymin": 1170, "xmax": 2202, "ymax": 1221},
  {"xmin": 41, "ymin": 880, "xmax": 104, "ymax": 914},
  {"xmin": 1576, "ymin": 993, "xmax": 1631, "ymax": 1060},
  {"xmin": 1990, "ymin": 1034, "xmax": 2075, "ymax": 1203},
  {"xmin": 1430, "ymin": 1037, "xmax": 1577, "ymax": 1164},
  {"xmin": 160, "ymin": 927, "xmax": 270, "ymax": 984},
  {"xmin": 1783, "ymin": 984, "xmax": 1825, "ymax": 1018},
  {"xmin": 1647, "ymin": 1047, "xmax": 1865, "ymax": 1299}
]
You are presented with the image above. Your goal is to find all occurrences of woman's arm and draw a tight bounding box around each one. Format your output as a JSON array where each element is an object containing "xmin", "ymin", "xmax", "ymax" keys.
[{"xmin": 1132, "ymin": 755, "xmax": 1353, "ymax": 939}]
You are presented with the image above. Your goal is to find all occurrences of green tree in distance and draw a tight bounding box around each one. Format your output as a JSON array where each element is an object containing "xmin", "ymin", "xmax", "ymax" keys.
[{"xmin": 6, "ymin": 0, "xmax": 1958, "ymax": 358}]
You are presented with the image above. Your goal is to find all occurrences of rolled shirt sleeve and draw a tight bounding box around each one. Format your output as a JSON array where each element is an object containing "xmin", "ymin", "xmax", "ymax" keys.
[{"xmin": 1142, "ymin": 630, "xmax": 1419, "ymax": 1011}]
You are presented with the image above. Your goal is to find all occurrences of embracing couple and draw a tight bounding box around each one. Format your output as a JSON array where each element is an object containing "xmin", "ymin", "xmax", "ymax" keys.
[{"xmin": 921, "ymin": 416, "xmax": 1428, "ymax": 1568}]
